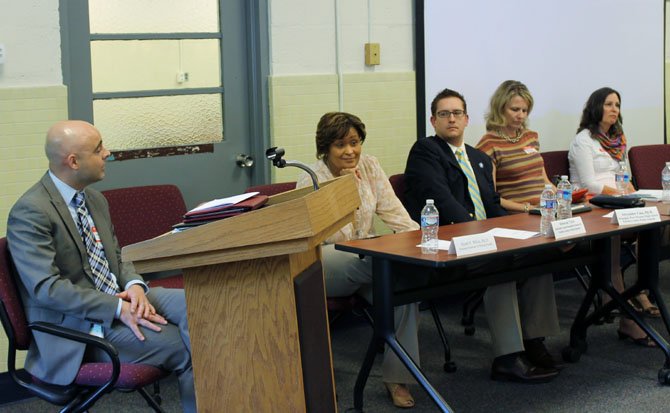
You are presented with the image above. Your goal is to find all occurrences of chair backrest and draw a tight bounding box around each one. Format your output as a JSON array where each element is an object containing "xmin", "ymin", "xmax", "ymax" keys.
[
  {"xmin": 389, "ymin": 173, "xmax": 406, "ymax": 205},
  {"xmin": 541, "ymin": 150, "xmax": 570, "ymax": 185},
  {"xmin": 628, "ymin": 144, "xmax": 670, "ymax": 189},
  {"xmin": 0, "ymin": 237, "xmax": 31, "ymax": 351},
  {"xmin": 245, "ymin": 182, "xmax": 297, "ymax": 196},
  {"xmin": 101, "ymin": 185, "xmax": 187, "ymax": 247}
]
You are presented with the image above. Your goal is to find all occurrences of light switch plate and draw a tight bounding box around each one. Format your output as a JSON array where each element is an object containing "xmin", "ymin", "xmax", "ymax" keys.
[{"xmin": 364, "ymin": 43, "xmax": 380, "ymax": 66}]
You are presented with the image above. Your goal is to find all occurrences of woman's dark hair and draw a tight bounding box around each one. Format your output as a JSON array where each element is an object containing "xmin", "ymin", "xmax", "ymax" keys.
[
  {"xmin": 577, "ymin": 87, "xmax": 623, "ymax": 136},
  {"xmin": 315, "ymin": 112, "xmax": 366, "ymax": 160}
]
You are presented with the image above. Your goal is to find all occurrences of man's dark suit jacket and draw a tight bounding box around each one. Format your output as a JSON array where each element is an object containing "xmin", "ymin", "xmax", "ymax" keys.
[{"xmin": 404, "ymin": 135, "xmax": 507, "ymax": 225}]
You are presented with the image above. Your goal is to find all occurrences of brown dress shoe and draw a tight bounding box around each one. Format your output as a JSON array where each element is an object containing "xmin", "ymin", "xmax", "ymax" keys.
[
  {"xmin": 384, "ymin": 382, "xmax": 415, "ymax": 408},
  {"xmin": 491, "ymin": 352, "xmax": 559, "ymax": 384},
  {"xmin": 524, "ymin": 338, "xmax": 566, "ymax": 370}
]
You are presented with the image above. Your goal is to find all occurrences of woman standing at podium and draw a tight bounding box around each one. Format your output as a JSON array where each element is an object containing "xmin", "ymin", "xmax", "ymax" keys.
[{"xmin": 297, "ymin": 112, "xmax": 420, "ymax": 409}]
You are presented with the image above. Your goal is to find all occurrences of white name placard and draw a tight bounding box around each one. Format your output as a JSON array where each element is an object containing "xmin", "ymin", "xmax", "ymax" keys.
[
  {"xmin": 448, "ymin": 232, "xmax": 497, "ymax": 256},
  {"xmin": 611, "ymin": 207, "xmax": 661, "ymax": 226},
  {"xmin": 551, "ymin": 217, "xmax": 586, "ymax": 239},
  {"xmin": 416, "ymin": 240, "xmax": 452, "ymax": 251}
]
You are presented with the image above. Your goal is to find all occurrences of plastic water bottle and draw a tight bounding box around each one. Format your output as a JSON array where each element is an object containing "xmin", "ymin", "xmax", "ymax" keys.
[
  {"xmin": 614, "ymin": 161, "xmax": 630, "ymax": 195},
  {"xmin": 556, "ymin": 175, "xmax": 572, "ymax": 220},
  {"xmin": 539, "ymin": 184, "xmax": 556, "ymax": 237},
  {"xmin": 662, "ymin": 162, "xmax": 670, "ymax": 204},
  {"xmin": 420, "ymin": 199, "xmax": 439, "ymax": 254}
]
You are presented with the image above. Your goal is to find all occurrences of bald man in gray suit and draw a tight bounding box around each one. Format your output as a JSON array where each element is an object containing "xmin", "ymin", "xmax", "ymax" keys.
[{"xmin": 7, "ymin": 121, "xmax": 195, "ymax": 412}]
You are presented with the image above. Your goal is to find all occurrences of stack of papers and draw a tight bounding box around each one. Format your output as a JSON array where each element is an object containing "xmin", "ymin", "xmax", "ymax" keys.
[
  {"xmin": 173, "ymin": 192, "xmax": 268, "ymax": 230},
  {"xmin": 631, "ymin": 190, "xmax": 663, "ymax": 202}
]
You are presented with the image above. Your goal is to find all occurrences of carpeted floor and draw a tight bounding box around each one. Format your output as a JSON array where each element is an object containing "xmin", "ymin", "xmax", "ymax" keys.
[{"xmin": 2, "ymin": 261, "xmax": 670, "ymax": 412}]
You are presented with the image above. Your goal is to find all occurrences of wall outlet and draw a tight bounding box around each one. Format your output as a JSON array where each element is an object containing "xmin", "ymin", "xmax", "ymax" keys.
[
  {"xmin": 176, "ymin": 71, "xmax": 189, "ymax": 83},
  {"xmin": 364, "ymin": 43, "xmax": 380, "ymax": 66},
  {"xmin": 0, "ymin": 44, "xmax": 5, "ymax": 64}
]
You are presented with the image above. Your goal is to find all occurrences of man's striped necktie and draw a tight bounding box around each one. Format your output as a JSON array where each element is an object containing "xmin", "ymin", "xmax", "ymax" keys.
[
  {"xmin": 72, "ymin": 192, "xmax": 120, "ymax": 295},
  {"xmin": 455, "ymin": 149, "xmax": 487, "ymax": 221}
]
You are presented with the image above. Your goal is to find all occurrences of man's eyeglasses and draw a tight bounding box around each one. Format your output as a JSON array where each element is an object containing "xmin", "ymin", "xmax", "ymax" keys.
[{"xmin": 436, "ymin": 110, "xmax": 466, "ymax": 119}]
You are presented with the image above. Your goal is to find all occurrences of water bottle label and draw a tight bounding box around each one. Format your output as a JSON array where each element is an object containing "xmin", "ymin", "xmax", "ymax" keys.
[
  {"xmin": 615, "ymin": 174, "xmax": 629, "ymax": 183},
  {"xmin": 663, "ymin": 176, "xmax": 670, "ymax": 183},
  {"xmin": 421, "ymin": 216, "xmax": 438, "ymax": 226},
  {"xmin": 540, "ymin": 199, "xmax": 556, "ymax": 209},
  {"xmin": 557, "ymin": 190, "xmax": 572, "ymax": 201}
]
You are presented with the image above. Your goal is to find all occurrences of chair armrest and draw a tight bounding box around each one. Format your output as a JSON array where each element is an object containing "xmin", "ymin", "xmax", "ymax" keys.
[{"xmin": 29, "ymin": 321, "xmax": 120, "ymax": 388}]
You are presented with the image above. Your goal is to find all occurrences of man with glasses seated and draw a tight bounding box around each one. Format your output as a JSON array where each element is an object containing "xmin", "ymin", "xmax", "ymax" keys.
[{"xmin": 403, "ymin": 88, "xmax": 562, "ymax": 383}]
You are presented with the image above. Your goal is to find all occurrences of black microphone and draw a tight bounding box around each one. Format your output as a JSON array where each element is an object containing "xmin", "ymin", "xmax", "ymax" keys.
[{"xmin": 265, "ymin": 147, "xmax": 319, "ymax": 191}]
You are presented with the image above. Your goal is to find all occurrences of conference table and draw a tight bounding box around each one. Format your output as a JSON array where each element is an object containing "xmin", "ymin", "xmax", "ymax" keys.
[{"xmin": 335, "ymin": 204, "xmax": 670, "ymax": 412}]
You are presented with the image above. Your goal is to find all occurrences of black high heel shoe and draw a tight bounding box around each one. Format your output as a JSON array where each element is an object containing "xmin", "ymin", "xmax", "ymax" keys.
[{"xmin": 617, "ymin": 330, "xmax": 657, "ymax": 347}]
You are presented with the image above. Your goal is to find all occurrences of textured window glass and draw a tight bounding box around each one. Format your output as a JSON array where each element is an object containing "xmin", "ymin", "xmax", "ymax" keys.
[
  {"xmin": 94, "ymin": 94, "xmax": 223, "ymax": 151},
  {"xmin": 91, "ymin": 39, "xmax": 221, "ymax": 93},
  {"xmin": 89, "ymin": 0, "xmax": 219, "ymax": 34}
]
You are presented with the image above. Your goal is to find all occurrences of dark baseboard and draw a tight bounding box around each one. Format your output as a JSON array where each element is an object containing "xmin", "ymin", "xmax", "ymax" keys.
[{"xmin": 0, "ymin": 370, "xmax": 35, "ymax": 405}]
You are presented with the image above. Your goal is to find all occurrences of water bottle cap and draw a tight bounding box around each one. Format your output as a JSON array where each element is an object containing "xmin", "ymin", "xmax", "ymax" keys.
[
  {"xmin": 561, "ymin": 175, "xmax": 568, "ymax": 180},
  {"xmin": 544, "ymin": 184, "xmax": 553, "ymax": 189},
  {"xmin": 426, "ymin": 199, "xmax": 434, "ymax": 204}
]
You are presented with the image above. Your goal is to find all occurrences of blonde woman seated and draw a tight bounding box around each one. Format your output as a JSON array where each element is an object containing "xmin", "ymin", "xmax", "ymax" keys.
[
  {"xmin": 297, "ymin": 112, "xmax": 421, "ymax": 409},
  {"xmin": 475, "ymin": 80, "xmax": 565, "ymax": 366},
  {"xmin": 475, "ymin": 80, "xmax": 554, "ymax": 213}
]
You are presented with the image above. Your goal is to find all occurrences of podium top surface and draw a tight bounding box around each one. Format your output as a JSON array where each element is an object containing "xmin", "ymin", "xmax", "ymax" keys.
[{"xmin": 122, "ymin": 174, "xmax": 360, "ymax": 272}]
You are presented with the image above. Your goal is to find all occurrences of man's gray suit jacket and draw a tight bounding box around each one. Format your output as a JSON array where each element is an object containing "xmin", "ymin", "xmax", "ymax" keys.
[{"xmin": 7, "ymin": 173, "xmax": 143, "ymax": 385}]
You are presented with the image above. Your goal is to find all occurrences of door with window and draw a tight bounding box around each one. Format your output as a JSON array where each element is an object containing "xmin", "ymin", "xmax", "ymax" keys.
[{"xmin": 61, "ymin": 0, "xmax": 270, "ymax": 206}]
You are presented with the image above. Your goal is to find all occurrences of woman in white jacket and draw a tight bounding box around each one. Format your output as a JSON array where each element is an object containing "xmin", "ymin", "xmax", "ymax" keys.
[
  {"xmin": 568, "ymin": 87, "xmax": 635, "ymax": 195},
  {"xmin": 569, "ymin": 87, "xmax": 658, "ymax": 347}
]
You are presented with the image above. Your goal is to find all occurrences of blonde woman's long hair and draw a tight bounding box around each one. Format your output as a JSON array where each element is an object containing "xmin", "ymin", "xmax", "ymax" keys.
[{"xmin": 485, "ymin": 80, "xmax": 534, "ymax": 132}]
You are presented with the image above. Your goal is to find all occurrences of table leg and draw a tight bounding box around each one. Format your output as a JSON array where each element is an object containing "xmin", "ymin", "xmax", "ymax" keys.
[
  {"xmin": 598, "ymin": 230, "xmax": 670, "ymax": 373},
  {"xmin": 565, "ymin": 229, "xmax": 670, "ymax": 382},
  {"xmin": 564, "ymin": 238, "xmax": 613, "ymax": 361},
  {"xmin": 636, "ymin": 228, "xmax": 670, "ymax": 375},
  {"xmin": 352, "ymin": 258, "xmax": 452, "ymax": 412},
  {"xmin": 352, "ymin": 331, "xmax": 383, "ymax": 411},
  {"xmin": 565, "ymin": 236, "xmax": 645, "ymax": 358}
]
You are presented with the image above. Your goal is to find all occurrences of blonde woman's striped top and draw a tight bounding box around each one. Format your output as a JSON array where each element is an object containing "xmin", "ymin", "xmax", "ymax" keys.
[{"xmin": 475, "ymin": 131, "xmax": 546, "ymax": 205}]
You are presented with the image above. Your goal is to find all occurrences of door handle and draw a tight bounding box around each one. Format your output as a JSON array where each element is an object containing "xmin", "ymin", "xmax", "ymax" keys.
[{"xmin": 236, "ymin": 154, "xmax": 254, "ymax": 168}]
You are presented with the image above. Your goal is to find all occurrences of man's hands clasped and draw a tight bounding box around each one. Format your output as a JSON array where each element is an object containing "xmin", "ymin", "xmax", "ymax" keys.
[{"xmin": 117, "ymin": 284, "xmax": 167, "ymax": 341}]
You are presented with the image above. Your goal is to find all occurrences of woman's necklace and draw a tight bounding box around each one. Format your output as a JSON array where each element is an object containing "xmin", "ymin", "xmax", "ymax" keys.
[{"xmin": 499, "ymin": 128, "xmax": 523, "ymax": 143}]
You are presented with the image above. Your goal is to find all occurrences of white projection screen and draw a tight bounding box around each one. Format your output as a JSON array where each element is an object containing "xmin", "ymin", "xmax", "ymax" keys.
[{"xmin": 416, "ymin": 0, "xmax": 665, "ymax": 151}]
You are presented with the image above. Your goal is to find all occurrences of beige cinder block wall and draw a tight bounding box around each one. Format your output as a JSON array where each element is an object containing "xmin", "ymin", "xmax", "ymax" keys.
[{"xmin": 268, "ymin": 72, "xmax": 417, "ymax": 184}]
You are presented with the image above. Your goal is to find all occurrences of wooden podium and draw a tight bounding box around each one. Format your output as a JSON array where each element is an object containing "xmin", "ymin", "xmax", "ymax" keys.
[{"xmin": 122, "ymin": 175, "xmax": 359, "ymax": 413}]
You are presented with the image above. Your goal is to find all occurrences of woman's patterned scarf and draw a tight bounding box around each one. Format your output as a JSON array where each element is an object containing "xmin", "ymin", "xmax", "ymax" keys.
[{"xmin": 594, "ymin": 130, "xmax": 627, "ymax": 161}]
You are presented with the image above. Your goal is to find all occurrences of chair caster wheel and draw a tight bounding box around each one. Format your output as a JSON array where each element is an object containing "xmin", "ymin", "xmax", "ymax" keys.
[
  {"xmin": 561, "ymin": 346, "xmax": 582, "ymax": 363},
  {"xmin": 444, "ymin": 361, "xmax": 457, "ymax": 373},
  {"xmin": 464, "ymin": 326, "xmax": 475, "ymax": 336},
  {"xmin": 658, "ymin": 368, "xmax": 670, "ymax": 385},
  {"xmin": 575, "ymin": 339, "xmax": 588, "ymax": 353}
]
